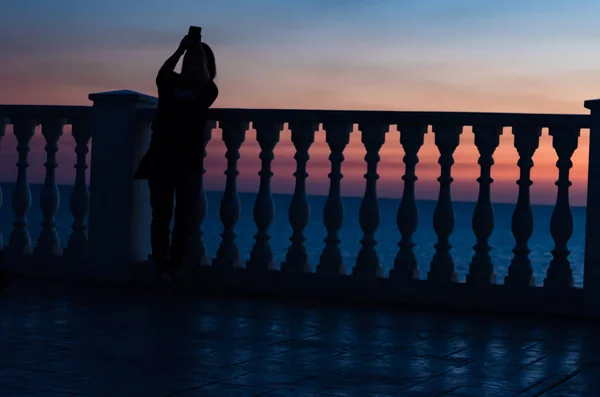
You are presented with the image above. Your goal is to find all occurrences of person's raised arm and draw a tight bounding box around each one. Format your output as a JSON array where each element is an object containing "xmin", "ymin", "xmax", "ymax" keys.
[
  {"xmin": 156, "ymin": 36, "xmax": 193, "ymax": 85},
  {"xmin": 191, "ymin": 45, "xmax": 211, "ymax": 85},
  {"xmin": 181, "ymin": 43, "xmax": 211, "ymax": 86}
]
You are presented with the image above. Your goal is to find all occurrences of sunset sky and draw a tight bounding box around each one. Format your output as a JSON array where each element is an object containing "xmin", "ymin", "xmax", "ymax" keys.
[{"xmin": 1, "ymin": 0, "xmax": 600, "ymax": 205}]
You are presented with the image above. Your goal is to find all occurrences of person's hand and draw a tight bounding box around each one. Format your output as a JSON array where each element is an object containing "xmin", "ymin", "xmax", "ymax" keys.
[{"xmin": 177, "ymin": 35, "xmax": 195, "ymax": 53}]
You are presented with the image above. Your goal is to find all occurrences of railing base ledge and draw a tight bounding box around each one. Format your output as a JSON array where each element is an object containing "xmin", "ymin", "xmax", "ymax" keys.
[
  {"xmin": 3, "ymin": 258, "xmax": 588, "ymax": 318},
  {"xmin": 129, "ymin": 263, "xmax": 586, "ymax": 318}
]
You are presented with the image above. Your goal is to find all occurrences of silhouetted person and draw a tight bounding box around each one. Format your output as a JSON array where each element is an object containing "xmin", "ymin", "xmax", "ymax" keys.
[{"xmin": 135, "ymin": 35, "xmax": 218, "ymax": 291}]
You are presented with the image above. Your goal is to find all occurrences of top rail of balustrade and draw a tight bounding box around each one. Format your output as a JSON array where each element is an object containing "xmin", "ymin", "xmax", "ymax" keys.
[
  {"xmin": 0, "ymin": 104, "xmax": 590, "ymax": 130},
  {"xmin": 139, "ymin": 107, "xmax": 591, "ymax": 130},
  {"xmin": 0, "ymin": 105, "xmax": 92, "ymax": 122}
]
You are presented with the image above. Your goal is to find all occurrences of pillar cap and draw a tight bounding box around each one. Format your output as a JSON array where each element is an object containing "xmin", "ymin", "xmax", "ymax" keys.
[
  {"xmin": 89, "ymin": 90, "xmax": 157, "ymax": 105},
  {"xmin": 584, "ymin": 99, "xmax": 600, "ymax": 110}
]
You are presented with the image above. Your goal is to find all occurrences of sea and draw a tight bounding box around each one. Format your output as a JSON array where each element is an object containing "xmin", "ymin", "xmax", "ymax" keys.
[{"xmin": 0, "ymin": 184, "xmax": 586, "ymax": 287}]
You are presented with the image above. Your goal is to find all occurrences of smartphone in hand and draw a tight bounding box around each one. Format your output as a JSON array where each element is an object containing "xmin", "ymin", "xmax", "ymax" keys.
[{"xmin": 188, "ymin": 26, "xmax": 202, "ymax": 42}]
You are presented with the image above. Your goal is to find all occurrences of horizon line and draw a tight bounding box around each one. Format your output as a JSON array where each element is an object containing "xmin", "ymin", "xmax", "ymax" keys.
[{"xmin": 0, "ymin": 182, "xmax": 586, "ymax": 209}]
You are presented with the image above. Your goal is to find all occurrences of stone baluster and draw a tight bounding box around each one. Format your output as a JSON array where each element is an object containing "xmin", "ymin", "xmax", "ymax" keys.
[
  {"xmin": 0, "ymin": 118, "xmax": 6, "ymax": 251},
  {"xmin": 282, "ymin": 121, "xmax": 317, "ymax": 273},
  {"xmin": 544, "ymin": 126, "xmax": 579, "ymax": 288},
  {"xmin": 247, "ymin": 122, "xmax": 282, "ymax": 271},
  {"xmin": 353, "ymin": 123, "xmax": 387, "ymax": 278},
  {"xmin": 317, "ymin": 122, "xmax": 352, "ymax": 275},
  {"xmin": 34, "ymin": 118, "xmax": 65, "ymax": 257},
  {"xmin": 467, "ymin": 125, "xmax": 502, "ymax": 285},
  {"xmin": 65, "ymin": 117, "xmax": 92, "ymax": 260},
  {"xmin": 213, "ymin": 120, "xmax": 248, "ymax": 270},
  {"xmin": 185, "ymin": 121, "xmax": 215, "ymax": 268},
  {"xmin": 428, "ymin": 124, "xmax": 462, "ymax": 283},
  {"xmin": 505, "ymin": 125, "xmax": 541, "ymax": 286},
  {"xmin": 9, "ymin": 118, "xmax": 37, "ymax": 256},
  {"xmin": 389, "ymin": 124, "xmax": 427, "ymax": 281}
]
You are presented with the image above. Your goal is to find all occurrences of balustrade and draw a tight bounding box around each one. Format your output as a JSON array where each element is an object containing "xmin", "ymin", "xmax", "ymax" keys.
[
  {"xmin": 65, "ymin": 117, "xmax": 92, "ymax": 261},
  {"xmin": 389, "ymin": 124, "xmax": 427, "ymax": 282},
  {"xmin": 9, "ymin": 118, "xmax": 36, "ymax": 256},
  {"xmin": 281, "ymin": 122, "xmax": 317, "ymax": 273},
  {"xmin": 35, "ymin": 118, "xmax": 65, "ymax": 257},
  {"xmin": 317, "ymin": 122, "xmax": 352, "ymax": 276},
  {"xmin": 212, "ymin": 120, "xmax": 248, "ymax": 271},
  {"xmin": 467, "ymin": 125, "xmax": 502, "ymax": 285},
  {"xmin": 185, "ymin": 121, "xmax": 215, "ymax": 267},
  {"xmin": 545, "ymin": 125, "xmax": 579, "ymax": 288},
  {"xmin": 0, "ymin": 96, "xmax": 597, "ymax": 316},
  {"xmin": 0, "ymin": 107, "xmax": 93, "ymax": 264},
  {"xmin": 352, "ymin": 123, "xmax": 386, "ymax": 278},
  {"xmin": 428, "ymin": 124, "xmax": 462, "ymax": 283},
  {"xmin": 505, "ymin": 125, "xmax": 541, "ymax": 287},
  {"xmin": 247, "ymin": 122, "xmax": 282, "ymax": 272}
]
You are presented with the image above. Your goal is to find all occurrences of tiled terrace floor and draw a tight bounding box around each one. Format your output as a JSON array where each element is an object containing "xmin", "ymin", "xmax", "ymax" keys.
[{"xmin": 1, "ymin": 280, "xmax": 599, "ymax": 397}]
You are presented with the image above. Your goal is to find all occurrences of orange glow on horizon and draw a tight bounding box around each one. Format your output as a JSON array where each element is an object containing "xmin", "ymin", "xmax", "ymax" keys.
[
  {"xmin": 0, "ymin": 121, "xmax": 590, "ymax": 206},
  {"xmin": 0, "ymin": 54, "xmax": 594, "ymax": 207}
]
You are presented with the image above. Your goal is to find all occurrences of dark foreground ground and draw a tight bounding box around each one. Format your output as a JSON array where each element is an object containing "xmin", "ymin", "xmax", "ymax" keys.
[{"xmin": 1, "ymin": 280, "xmax": 599, "ymax": 397}]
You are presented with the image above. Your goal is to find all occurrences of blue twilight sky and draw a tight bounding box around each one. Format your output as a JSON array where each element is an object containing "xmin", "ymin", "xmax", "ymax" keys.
[
  {"xmin": 3, "ymin": 0, "xmax": 600, "ymax": 112},
  {"xmin": 1, "ymin": 0, "xmax": 599, "ymax": 204}
]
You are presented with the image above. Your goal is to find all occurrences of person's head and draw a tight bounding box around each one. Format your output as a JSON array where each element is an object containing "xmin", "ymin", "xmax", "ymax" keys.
[{"xmin": 182, "ymin": 42, "xmax": 217, "ymax": 80}]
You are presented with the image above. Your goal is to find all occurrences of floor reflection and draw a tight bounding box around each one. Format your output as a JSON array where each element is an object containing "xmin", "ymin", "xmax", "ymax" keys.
[{"xmin": 0, "ymin": 280, "xmax": 598, "ymax": 396}]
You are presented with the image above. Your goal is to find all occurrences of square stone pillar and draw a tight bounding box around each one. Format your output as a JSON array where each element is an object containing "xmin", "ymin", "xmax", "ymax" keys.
[
  {"xmin": 584, "ymin": 99, "xmax": 600, "ymax": 316},
  {"xmin": 86, "ymin": 90, "xmax": 156, "ymax": 283}
]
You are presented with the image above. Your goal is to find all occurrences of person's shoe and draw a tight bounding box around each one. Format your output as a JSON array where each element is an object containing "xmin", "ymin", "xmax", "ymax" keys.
[{"xmin": 155, "ymin": 272, "xmax": 179, "ymax": 292}]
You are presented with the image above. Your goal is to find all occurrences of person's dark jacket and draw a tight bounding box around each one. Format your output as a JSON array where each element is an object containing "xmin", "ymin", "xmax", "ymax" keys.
[{"xmin": 135, "ymin": 71, "xmax": 218, "ymax": 178}]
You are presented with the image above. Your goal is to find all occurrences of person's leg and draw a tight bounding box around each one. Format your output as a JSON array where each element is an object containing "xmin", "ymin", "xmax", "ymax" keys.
[
  {"xmin": 170, "ymin": 174, "xmax": 201, "ymax": 273},
  {"xmin": 148, "ymin": 173, "xmax": 175, "ymax": 277}
]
